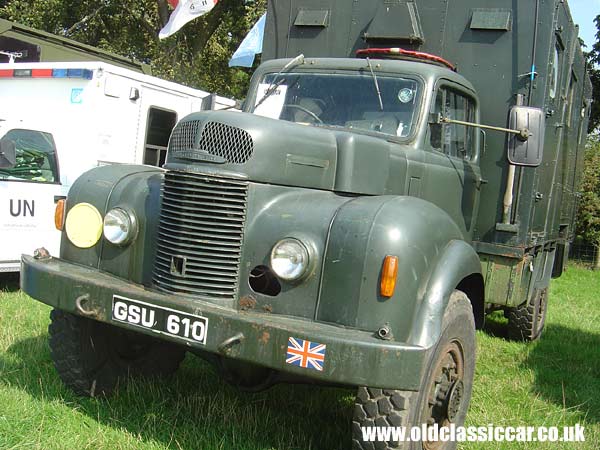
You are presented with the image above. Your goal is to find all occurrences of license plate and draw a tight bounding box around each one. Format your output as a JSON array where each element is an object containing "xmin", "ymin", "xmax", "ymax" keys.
[{"xmin": 111, "ymin": 295, "xmax": 208, "ymax": 345}]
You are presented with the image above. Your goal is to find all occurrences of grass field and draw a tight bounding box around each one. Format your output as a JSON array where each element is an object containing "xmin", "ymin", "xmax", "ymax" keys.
[{"xmin": 0, "ymin": 266, "xmax": 599, "ymax": 450}]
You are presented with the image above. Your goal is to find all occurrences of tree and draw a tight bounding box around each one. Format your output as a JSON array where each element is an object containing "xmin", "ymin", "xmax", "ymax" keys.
[
  {"xmin": 0, "ymin": 0, "xmax": 266, "ymax": 98},
  {"xmin": 576, "ymin": 136, "xmax": 600, "ymax": 268},
  {"xmin": 587, "ymin": 15, "xmax": 600, "ymax": 133}
]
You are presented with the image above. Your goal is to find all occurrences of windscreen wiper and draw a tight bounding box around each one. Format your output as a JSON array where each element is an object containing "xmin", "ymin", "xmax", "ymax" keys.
[
  {"xmin": 366, "ymin": 57, "xmax": 384, "ymax": 111},
  {"xmin": 254, "ymin": 54, "xmax": 305, "ymax": 110}
]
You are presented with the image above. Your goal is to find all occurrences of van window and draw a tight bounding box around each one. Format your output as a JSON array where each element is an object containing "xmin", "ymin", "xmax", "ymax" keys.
[
  {"xmin": 143, "ymin": 108, "xmax": 177, "ymax": 167},
  {"xmin": 430, "ymin": 88, "xmax": 476, "ymax": 160},
  {"xmin": 0, "ymin": 129, "xmax": 59, "ymax": 183}
]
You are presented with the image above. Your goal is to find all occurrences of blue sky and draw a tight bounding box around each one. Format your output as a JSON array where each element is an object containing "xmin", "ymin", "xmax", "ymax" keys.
[{"xmin": 569, "ymin": 0, "xmax": 599, "ymax": 49}]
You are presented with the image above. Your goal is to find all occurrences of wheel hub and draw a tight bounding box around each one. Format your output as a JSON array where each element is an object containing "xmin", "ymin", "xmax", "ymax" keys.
[
  {"xmin": 446, "ymin": 379, "xmax": 464, "ymax": 422},
  {"xmin": 422, "ymin": 342, "xmax": 465, "ymax": 450}
]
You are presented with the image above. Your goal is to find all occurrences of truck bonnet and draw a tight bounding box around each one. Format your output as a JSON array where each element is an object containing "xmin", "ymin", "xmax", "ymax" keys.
[{"xmin": 165, "ymin": 110, "xmax": 408, "ymax": 196}]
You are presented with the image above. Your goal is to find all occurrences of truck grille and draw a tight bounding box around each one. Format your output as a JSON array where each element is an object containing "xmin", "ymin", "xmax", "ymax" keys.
[
  {"xmin": 153, "ymin": 171, "xmax": 248, "ymax": 299},
  {"xmin": 169, "ymin": 120, "xmax": 254, "ymax": 164},
  {"xmin": 169, "ymin": 120, "xmax": 200, "ymax": 152}
]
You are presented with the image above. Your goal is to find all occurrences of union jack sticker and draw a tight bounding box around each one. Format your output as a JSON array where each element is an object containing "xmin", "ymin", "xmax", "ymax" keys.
[{"xmin": 286, "ymin": 337, "xmax": 326, "ymax": 371}]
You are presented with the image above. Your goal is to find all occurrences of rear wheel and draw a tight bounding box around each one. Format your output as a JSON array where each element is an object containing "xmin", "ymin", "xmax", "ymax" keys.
[
  {"xmin": 506, "ymin": 287, "xmax": 548, "ymax": 342},
  {"xmin": 49, "ymin": 309, "xmax": 186, "ymax": 397},
  {"xmin": 352, "ymin": 291, "xmax": 476, "ymax": 450}
]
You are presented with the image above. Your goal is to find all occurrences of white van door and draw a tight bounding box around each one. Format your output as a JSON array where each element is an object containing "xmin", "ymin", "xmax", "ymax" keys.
[
  {"xmin": 0, "ymin": 128, "xmax": 62, "ymax": 272},
  {"xmin": 138, "ymin": 86, "xmax": 194, "ymax": 167}
]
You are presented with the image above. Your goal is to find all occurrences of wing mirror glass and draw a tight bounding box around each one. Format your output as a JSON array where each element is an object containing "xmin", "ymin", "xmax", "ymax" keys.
[
  {"xmin": 0, "ymin": 138, "xmax": 16, "ymax": 169},
  {"xmin": 506, "ymin": 106, "xmax": 545, "ymax": 167}
]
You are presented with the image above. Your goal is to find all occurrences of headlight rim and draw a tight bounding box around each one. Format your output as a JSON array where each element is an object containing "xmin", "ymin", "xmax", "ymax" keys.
[
  {"xmin": 103, "ymin": 207, "xmax": 138, "ymax": 246},
  {"xmin": 270, "ymin": 237, "xmax": 311, "ymax": 282}
]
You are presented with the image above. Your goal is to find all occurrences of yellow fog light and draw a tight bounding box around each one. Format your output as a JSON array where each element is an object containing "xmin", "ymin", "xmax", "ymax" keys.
[{"xmin": 65, "ymin": 203, "xmax": 103, "ymax": 248}]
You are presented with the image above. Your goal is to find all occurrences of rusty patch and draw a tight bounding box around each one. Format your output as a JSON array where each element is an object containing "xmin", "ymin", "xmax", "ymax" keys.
[
  {"xmin": 259, "ymin": 331, "xmax": 270, "ymax": 345},
  {"xmin": 239, "ymin": 295, "xmax": 257, "ymax": 310},
  {"xmin": 262, "ymin": 304, "xmax": 273, "ymax": 313}
]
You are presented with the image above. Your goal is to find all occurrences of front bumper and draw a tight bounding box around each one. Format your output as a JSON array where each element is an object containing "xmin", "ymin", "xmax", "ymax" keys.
[{"xmin": 21, "ymin": 255, "xmax": 426, "ymax": 390}]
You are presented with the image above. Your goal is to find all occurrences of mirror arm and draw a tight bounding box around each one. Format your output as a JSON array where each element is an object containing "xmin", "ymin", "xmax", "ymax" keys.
[{"xmin": 438, "ymin": 116, "xmax": 530, "ymax": 141}]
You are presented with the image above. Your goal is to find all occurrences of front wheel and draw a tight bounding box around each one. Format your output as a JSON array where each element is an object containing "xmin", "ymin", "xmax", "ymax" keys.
[
  {"xmin": 48, "ymin": 309, "xmax": 186, "ymax": 397},
  {"xmin": 352, "ymin": 290, "xmax": 476, "ymax": 450}
]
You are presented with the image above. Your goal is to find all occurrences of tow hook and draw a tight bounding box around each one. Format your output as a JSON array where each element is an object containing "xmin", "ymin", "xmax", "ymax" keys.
[
  {"xmin": 218, "ymin": 333, "xmax": 245, "ymax": 355},
  {"xmin": 75, "ymin": 294, "xmax": 98, "ymax": 318}
]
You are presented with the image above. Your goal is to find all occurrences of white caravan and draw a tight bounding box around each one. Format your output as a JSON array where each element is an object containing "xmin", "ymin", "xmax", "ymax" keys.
[{"xmin": 0, "ymin": 61, "xmax": 235, "ymax": 272}]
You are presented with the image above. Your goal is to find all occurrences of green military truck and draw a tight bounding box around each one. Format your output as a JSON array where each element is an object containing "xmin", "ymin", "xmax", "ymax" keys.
[{"xmin": 17, "ymin": 0, "xmax": 592, "ymax": 448}]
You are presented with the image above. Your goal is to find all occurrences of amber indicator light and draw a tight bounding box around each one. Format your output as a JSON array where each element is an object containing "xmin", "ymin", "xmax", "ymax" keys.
[{"xmin": 380, "ymin": 255, "xmax": 399, "ymax": 298}]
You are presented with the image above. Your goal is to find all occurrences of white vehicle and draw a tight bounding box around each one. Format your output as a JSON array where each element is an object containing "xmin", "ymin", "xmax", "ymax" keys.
[{"xmin": 0, "ymin": 61, "xmax": 235, "ymax": 272}]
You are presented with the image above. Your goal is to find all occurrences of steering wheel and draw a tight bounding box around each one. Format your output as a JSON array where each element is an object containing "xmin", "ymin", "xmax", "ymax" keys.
[{"xmin": 282, "ymin": 104, "xmax": 323, "ymax": 124}]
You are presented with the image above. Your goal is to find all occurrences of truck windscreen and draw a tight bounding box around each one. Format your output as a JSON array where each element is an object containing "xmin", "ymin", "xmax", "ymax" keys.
[
  {"xmin": 252, "ymin": 72, "xmax": 422, "ymax": 138},
  {"xmin": 0, "ymin": 129, "xmax": 59, "ymax": 183}
]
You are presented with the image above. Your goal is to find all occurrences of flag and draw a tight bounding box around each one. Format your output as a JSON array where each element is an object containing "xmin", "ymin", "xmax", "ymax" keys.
[
  {"xmin": 285, "ymin": 337, "xmax": 326, "ymax": 371},
  {"xmin": 159, "ymin": 0, "xmax": 218, "ymax": 40},
  {"xmin": 229, "ymin": 13, "xmax": 266, "ymax": 67}
]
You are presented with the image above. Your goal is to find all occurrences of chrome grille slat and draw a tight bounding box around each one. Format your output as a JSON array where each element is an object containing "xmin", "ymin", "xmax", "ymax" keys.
[
  {"xmin": 164, "ymin": 184, "xmax": 248, "ymax": 201},
  {"xmin": 155, "ymin": 282, "xmax": 236, "ymax": 296},
  {"xmin": 165, "ymin": 178, "xmax": 245, "ymax": 195},
  {"xmin": 159, "ymin": 222, "xmax": 242, "ymax": 237},
  {"xmin": 154, "ymin": 259, "xmax": 237, "ymax": 277},
  {"xmin": 168, "ymin": 171, "xmax": 249, "ymax": 187},
  {"xmin": 155, "ymin": 250, "xmax": 239, "ymax": 267},
  {"xmin": 154, "ymin": 269, "xmax": 236, "ymax": 284},
  {"xmin": 153, "ymin": 171, "xmax": 248, "ymax": 300},
  {"xmin": 162, "ymin": 199, "xmax": 246, "ymax": 211},
  {"xmin": 158, "ymin": 234, "xmax": 242, "ymax": 249},
  {"xmin": 163, "ymin": 216, "xmax": 240, "ymax": 232},
  {"xmin": 162, "ymin": 214, "xmax": 245, "ymax": 227}
]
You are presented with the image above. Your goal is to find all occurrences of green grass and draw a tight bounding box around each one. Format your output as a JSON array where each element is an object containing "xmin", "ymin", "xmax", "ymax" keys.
[{"xmin": 1, "ymin": 267, "xmax": 599, "ymax": 449}]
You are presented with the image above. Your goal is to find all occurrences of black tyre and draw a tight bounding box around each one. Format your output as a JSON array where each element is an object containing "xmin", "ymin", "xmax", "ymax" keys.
[
  {"xmin": 507, "ymin": 287, "xmax": 548, "ymax": 342},
  {"xmin": 48, "ymin": 309, "xmax": 186, "ymax": 397},
  {"xmin": 353, "ymin": 290, "xmax": 476, "ymax": 450}
]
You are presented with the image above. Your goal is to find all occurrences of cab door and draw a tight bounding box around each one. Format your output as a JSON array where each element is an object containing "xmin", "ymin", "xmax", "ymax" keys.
[
  {"xmin": 0, "ymin": 128, "xmax": 62, "ymax": 271},
  {"xmin": 420, "ymin": 84, "xmax": 481, "ymax": 238}
]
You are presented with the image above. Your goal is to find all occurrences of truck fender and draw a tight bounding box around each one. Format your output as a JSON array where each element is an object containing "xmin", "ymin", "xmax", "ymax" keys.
[
  {"xmin": 317, "ymin": 195, "xmax": 481, "ymax": 344},
  {"xmin": 408, "ymin": 239, "xmax": 484, "ymax": 348}
]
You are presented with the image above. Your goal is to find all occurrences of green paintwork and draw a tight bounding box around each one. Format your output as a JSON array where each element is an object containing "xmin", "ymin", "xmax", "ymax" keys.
[
  {"xmin": 21, "ymin": 254, "xmax": 426, "ymax": 390},
  {"xmin": 20, "ymin": 0, "xmax": 591, "ymax": 390},
  {"xmin": 0, "ymin": 19, "xmax": 150, "ymax": 73}
]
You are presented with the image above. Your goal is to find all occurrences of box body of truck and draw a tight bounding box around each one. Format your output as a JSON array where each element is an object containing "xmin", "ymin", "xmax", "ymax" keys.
[{"xmin": 0, "ymin": 61, "xmax": 234, "ymax": 271}]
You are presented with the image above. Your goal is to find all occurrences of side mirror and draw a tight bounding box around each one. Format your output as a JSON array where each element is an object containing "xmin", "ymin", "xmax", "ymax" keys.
[
  {"xmin": 0, "ymin": 138, "xmax": 16, "ymax": 169},
  {"xmin": 507, "ymin": 106, "xmax": 545, "ymax": 167}
]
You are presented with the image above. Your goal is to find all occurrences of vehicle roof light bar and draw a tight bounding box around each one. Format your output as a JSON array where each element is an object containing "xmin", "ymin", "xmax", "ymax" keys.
[
  {"xmin": 0, "ymin": 68, "xmax": 94, "ymax": 79},
  {"xmin": 356, "ymin": 48, "xmax": 456, "ymax": 71}
]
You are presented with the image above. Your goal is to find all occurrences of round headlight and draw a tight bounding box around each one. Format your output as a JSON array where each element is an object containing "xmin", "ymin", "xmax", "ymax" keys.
[
  {"xmin": 103, "ymin": 208, "xmax": 136, "ymax": 245},
  {"xmin": 65, "ymin": 203, "xmax": 103, "ymax": 249},
  {"xmin": 270, "ymin": 238, "xmax": 309, "ymax": 281}
]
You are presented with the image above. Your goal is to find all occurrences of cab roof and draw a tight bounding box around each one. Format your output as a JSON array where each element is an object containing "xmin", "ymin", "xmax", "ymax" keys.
[{"xmin": 255, "ymin": 57, "xmax": 477, "ymax": 95}]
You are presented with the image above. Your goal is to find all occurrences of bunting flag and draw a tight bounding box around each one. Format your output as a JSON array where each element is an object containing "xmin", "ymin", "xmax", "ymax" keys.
[
  {"xmin": 229, "ymin": 13, "xmax": 266, "ymax": 67},
  {"xmin": 159, "ymin": 0, "xmax": 218, "ymax": 40}
]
